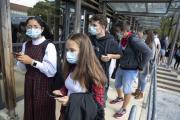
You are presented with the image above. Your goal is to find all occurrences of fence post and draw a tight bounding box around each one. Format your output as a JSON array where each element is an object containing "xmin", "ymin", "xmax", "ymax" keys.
[{"xmin": 0, "ymin": 0, "xmax": 18, "ymax": 119}]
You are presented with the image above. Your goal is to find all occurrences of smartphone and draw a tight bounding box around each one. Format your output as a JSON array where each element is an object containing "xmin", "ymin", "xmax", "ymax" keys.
[
  {"xmin": 12, "ymin": 52, "xmax": 22, "ymax": 57},
  {"xmin": 47, "ymin": 91, "xmax": 63, "ymax": 98}
]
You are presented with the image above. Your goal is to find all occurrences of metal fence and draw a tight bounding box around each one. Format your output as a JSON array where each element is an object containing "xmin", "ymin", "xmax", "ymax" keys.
[
  {"xmin": 147, "ymin": 64, "xmax": 157, "ymax": 120},
  {"xmin": 128, "ymin": 64, "xmax": 157, "ymax": 120},
  {"xmin": 128, "ymin": 105, "xmax": 137, "ymax": 120}
]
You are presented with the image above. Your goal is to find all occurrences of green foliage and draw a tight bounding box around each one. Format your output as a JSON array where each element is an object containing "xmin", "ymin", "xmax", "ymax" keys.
[{"xmin": 27, "ymin": 1, "xmax": 54, "ymax": 22}]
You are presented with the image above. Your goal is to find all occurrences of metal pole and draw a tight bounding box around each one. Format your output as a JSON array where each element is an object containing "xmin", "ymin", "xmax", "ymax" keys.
[
  {"xmin": 130, "ymin": 16, "xmax": 133, "ymax": 30},
  {"xmin": 128, "ymin": 105, "xmax": 137, "ymax": 120},
  {"xmin": 54, "ymin": 0, "xmax": 60, "ymax": 41},
  {"xmin": 74, "ymin": 0, "xmax": 82, "ymax": 33},
  {"xmin": 64, "ymin": 1, "xmax": 70, "ymax": 39},
  {"xmin": 82, "ymin": 10, "xmax": 86, "ymax": 33},
  {"xmin": 152, "ymin": 65, "xmax": 157, "ymax": 120},
  {"xmin": 168, "ymin": 11, "xmax": 180, "ymax": 66},
  {"xmin": 133, "ymin": 20, "xmax": 136, "ymax": 32},
  {"xmin": 0, "ymin": 0, "xmax": 18, "ymax": 119}
]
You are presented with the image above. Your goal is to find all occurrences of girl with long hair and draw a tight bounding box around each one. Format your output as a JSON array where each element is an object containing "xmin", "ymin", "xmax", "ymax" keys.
[{"xmin": 53, "ymin": 33, "xmax": 107, "ymax": 120}]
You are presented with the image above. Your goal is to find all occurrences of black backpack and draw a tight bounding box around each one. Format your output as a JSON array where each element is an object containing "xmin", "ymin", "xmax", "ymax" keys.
[{"xmin": 42, "ymin": 40, "xmax": 65, "ymax": 91}]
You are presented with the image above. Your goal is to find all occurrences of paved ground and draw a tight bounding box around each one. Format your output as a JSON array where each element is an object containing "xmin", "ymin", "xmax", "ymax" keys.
[
  {"xmin": 0, "ymin": 77, "xmax": 149, "ymax": 120},
  {"xmin": 1, "ymin": 60, "xmax": 180, "ymax": 120},
  {"xmin": 156, "ymin": 89, "xmax": 180, "ymax": 120}
]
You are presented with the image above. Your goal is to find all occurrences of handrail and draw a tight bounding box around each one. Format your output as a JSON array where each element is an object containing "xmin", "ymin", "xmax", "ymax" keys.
[
  {"xmin": 147, "ymin": 64, "xmax": 157, "ymax": 120},
  {"xmin": 128, "ymin": 105, "xmax": 137, "ymax": 120},
  {"xmin": 152, "ymin": 65, "xmax": 157, "ymax": 120}
]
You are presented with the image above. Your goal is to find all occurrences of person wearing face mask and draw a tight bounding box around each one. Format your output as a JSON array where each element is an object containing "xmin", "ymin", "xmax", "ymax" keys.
[
  {"xmin": 132, "ymin": 29, "xmax": 155, "ymax": 99},
  {"xmin": 110, "ymin": 23, "xmax": 123, "ymax": 43},
  {"xmin": 110, "ymin": 23, "xmax": 123, "ymax": 79},
  {"xmin": 88, "ymin": 14, "xmax": 121, "ymax": 102},
  {"xmin": 109, "ymin": 21, "xmax": 152, "ymax": 118},
  {"xmin": 53, "ymin": 33, "xmax": 106, "ymax": 120},
  {"xmin": 16, "ymin": 17, "xmax": 57, "ymax": 120}
]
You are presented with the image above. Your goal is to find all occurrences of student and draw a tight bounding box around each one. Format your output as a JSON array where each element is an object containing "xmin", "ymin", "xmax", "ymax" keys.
[
  {"xmin": 53, "ymin": 33, "xmax": 106, "ymax": 120},
  {"xmin": 174, "ymin": 47, "xmax": 180, "ymax": 70},
  {"xmin": 110, "ymin": 21, "xmax": 152, "ymax": 118},
  {"xmin": 133, "ymin": 30, "xmax": 155, "ymax": 99},
  {"xmin": 88, "ymin": 14, "xmax": 121, "ymax": 100},
  {"xmin": 16, "ymin": 17, "xmax": 57, "ymax": 120}
]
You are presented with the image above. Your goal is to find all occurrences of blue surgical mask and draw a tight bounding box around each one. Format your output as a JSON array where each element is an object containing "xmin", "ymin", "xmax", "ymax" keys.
[
  {"xmin": 66, "ymin": 51, "xmax": 78, "ymax": 64},
  {"xmin": 26, "ymin": 28, "xmax": 42, "ymax": 39},
  {"xmin": 88, "ymin": 26, "xmax": 97, "ymax": 35}
]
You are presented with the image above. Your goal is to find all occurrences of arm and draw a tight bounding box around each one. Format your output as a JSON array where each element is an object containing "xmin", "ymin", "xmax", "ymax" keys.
[
  {"xmin": 92, "ymin": 83, "xmax": 104, "ymax": 106},
  {"xmin": 108, "ymin": 40, "xmax": 122, "ymax": 59},
  {"xmin": 17, "ymin": 43, "xmax": 57, "ymax": 77},
  {"xmin": 130, "ymin": 37, "xmax": 152, "ymax": 70},
  {"xmin": 101, "ymin": 40, "xmax": 122, "ymax": 62},
  {"xmin": 92, "ymin": 83, "xmax": 105, "ymax": 119},
  {"xmin": 32, "ymin": 43, "xmax": 57, "ymax": 77}
]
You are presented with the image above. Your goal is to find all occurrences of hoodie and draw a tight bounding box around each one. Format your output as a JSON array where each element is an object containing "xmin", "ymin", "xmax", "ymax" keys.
[{"xmin": 90, "ymin": 33, "xmax": 122, "ymax": 77}]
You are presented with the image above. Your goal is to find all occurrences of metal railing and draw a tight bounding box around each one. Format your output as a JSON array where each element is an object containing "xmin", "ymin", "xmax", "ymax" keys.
[
  {"xmin": 128, "ymin": 64, "xmax": 157, "ymax": 120},
  {"xmin": 147, "ymin": 64, "xmax": 157, "ymax": 120},
  {"xmin": 128, "ymin": 105, "xmax": 137, "ymax": 120}
]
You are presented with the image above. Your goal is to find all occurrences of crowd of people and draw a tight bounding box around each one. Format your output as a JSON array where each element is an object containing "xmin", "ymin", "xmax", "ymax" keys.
[{"xmin": 12, "ymin": 14, "xmax": 178, "ymax": 120}]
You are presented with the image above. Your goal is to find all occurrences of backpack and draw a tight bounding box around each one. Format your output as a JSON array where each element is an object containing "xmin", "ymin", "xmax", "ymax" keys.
[{"xmin": 42, "ymin": 40, "xmax": 65, "ymax": 91}]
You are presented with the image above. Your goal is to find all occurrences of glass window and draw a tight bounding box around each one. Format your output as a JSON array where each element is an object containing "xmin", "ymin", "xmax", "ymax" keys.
[
  {"xmin": 148, "ymin": 3, "xmax": 168, "ymax": 13},
  {"xmin": 108, "ymin": 3, "xmax": 128, "ymax": 11},
  {"xmin": 128, "ymin": 3, "xmax": 146, "ymax": 12}
]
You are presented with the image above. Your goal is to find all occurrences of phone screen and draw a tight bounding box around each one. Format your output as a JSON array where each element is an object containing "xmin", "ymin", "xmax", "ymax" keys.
[{"xmin": 47, "ymin": 91, "xmax": 63, "ymax": 98}]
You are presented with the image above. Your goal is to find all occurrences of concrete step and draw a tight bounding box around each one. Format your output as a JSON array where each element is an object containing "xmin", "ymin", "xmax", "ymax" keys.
[
  {"xmin": 157, "ymin": 87, "xmax": 180, "ymax": 96},
  {"xmin": 157, "ymin": 74, "xmax": 180, "ymax": 83},
  {"xmin": 157, "ymin": 70, "xmax": 177, "ymax": 78},
  {"xmin": 157, "ymin": 78, "xmax": 180, "ymax": 88},
  {"xmin": 157, "ymin": 83, "xmax": 180, "ymax": 93},
  {"xmin": 157, "ymin": 67, "xmax": 171, "ymax": 72}
]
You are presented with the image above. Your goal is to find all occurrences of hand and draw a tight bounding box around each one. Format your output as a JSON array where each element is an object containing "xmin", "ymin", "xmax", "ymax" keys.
[
  {"xmin": 53, "ymin": 90, "xmax": 63, "ymax": 96},
  {"xmin": 55, "ymin": 96, "xmax": 69, "ymax": 106},
  {"xmin": 101, "ymin": 55, "xmax": 111, "ymax": 62},
  {"xmin": 17, "ymin": 54, "xmax": 33, "ymax": 65}
]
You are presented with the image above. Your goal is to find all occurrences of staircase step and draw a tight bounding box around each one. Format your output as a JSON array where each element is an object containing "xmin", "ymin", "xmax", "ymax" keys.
[
  {"xmin": 157, "ymin": 87, "xmax": 180, "ymax": 96},
  {"xmin": 157, "ymin": 75, "xmax": 180, "ymax": 83},
  {"xmin": 157, "ymin": 71, "xmax": 177, "ymax": 78},
  {"xmin": 157, "ymin": 78, "xmax": 180, "ymax": 88},
  {"xmin": 157, "ymin": 83, "xmax": 180, "ymax": 93},
  {"xmin": 157, "ymin": 67, "xmax": 171, "ymax": 72}
]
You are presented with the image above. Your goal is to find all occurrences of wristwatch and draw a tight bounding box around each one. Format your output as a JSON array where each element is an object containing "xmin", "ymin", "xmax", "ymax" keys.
[{"xmin": 32, "ymin": 60, "xmax": 37, "ymax": 67}]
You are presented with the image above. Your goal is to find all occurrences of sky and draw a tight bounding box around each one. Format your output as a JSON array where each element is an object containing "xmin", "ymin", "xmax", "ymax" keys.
[{"xmin": 10, "ymin": 0, "xmax": 45, "ymax": 7}]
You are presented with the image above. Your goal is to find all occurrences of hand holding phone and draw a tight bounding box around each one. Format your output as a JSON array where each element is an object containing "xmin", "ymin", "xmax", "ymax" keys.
[
  {"xmin": 47, "ymin": 91, "xmax": 63, "ymax": 98},
  {"xmin": 13, "ymin": 52, "xmax": 22, "ymax": 58}
]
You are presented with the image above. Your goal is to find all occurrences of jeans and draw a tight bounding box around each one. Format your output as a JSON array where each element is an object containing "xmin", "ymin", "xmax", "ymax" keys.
[
  {"xmin": 138, "ymin": 64, "xmax": 148, "ymax": 92},
  {"xmin": 115, "ymin": 68, "xmax": 138, "ymax": 94}
]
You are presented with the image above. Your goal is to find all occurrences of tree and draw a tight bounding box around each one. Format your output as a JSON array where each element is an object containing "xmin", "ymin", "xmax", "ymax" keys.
[{"xmin": 27, "ymin": 1, "xmax": 54, "ymax": 25}]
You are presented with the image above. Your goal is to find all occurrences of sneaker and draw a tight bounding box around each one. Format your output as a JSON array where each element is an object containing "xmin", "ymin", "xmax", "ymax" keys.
[
  {"xmin": 132, "ymin": 89, "xmax": 140, "ymax": 96},
  {"xmin": 109, "ymin": 97, "xmax": 123, "ymax": 104},
  {"xmin": 135, "ymin": 92, "xmax": 143, "ymax": 99},
  {"xmin": 113, "ymin": 108, "xmax": 126, "ymax": 118}
]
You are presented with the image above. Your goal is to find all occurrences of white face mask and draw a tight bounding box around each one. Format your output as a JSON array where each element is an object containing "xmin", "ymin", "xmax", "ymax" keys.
[
  {"xmin": 66, "ymin": 51, "xmax": 78, "ymax": 64},
  {"xmin": 26, "ymin": 28, "xmax": 42, "ymax": 39},
  {"xmin": 88, "ymin": 26, "xmax": 97, "ymax": 35}
]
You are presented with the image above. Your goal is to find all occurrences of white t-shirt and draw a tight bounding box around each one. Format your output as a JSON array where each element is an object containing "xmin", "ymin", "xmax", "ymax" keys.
[
  {"xmin": 65, "ymin": 73, "xmax": 86, "ymax": 96},
  {"xmin": 154, "ymin": 35, "xmax": 161, "ymax": 52}
]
